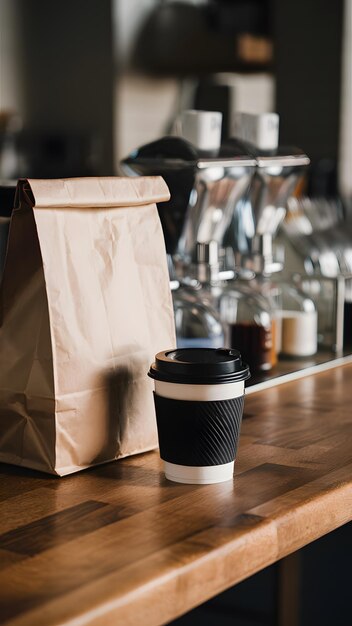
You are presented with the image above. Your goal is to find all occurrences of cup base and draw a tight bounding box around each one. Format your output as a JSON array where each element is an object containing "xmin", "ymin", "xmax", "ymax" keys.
[{"xmin": 163, "ymin": 460, "xmax": 234, "ymax": 484}]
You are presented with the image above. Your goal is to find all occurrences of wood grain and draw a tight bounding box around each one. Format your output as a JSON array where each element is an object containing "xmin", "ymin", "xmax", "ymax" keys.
[{"xmin": 0, "ymin": 364, "xmax": 351, "ymax": 626}]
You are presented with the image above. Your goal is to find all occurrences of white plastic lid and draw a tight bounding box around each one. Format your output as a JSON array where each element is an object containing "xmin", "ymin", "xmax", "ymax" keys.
[
  {"xmin": 178, "ymin": 110, "xmax": 223, "ymax": 152},
  {"xmin": 232, "ymin": 112, "xmax": 279, "ymax": 151}
]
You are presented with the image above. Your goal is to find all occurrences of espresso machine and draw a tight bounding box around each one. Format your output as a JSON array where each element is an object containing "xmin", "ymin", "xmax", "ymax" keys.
[
  {"xmin": 121, "ymin": 111, "xmax": 314, "ymax": 360},
  {"xmin": 121, "ymin": 112, "xmax": 257, "ymax": 273},
  {"xmin": 223, "ymin": 113, "xmax": 310, "ymax": 275},
  {"xmin": 220, "ymin": 113, "xmax": 315, "ymax": 361}
]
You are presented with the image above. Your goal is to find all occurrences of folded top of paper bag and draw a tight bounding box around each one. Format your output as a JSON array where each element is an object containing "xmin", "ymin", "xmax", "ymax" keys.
[{"xmin": 17, "ymin": 176, "xmax": 170, "ymax": 209}]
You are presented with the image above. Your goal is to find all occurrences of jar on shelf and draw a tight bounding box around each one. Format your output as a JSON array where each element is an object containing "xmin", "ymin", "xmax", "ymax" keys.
[
  {"xmin": 250, "ymin": 274, "xmax": 282, "ymax": 358},
  {"xmin": 220, "ymin": 274, "xmax": 276, "ymax": 372},
  {"xmin": 278, "ymin": 283, "xmax": 317, "ymax": 357},
  {"xmin": 172, "ymin": 280, "xmax": 224, "ymax": 349},
  {"xmin": 172, "ymin": 241, "xmax": 228, "ymax": 349}
]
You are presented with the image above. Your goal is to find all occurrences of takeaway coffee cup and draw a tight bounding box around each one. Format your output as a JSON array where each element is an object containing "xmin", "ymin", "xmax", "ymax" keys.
[{"xmin": 148, "ymin": 348, "xmax": 250, "ymax": 484}]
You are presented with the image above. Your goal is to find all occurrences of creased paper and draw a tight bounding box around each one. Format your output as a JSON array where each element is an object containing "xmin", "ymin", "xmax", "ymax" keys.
[{"xmin": 0, "ymin": 177, "xmax": 175, "ymax": 475}]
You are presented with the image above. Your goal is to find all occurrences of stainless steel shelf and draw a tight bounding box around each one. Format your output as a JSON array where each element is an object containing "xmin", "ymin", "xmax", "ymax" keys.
[{"xmin": 246, "ymin": 351, "xmax": 352, "ymax": 395}]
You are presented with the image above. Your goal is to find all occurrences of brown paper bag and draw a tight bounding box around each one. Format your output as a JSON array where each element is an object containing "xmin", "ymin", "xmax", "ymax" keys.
[{"xmin": 0, "ymin": 177, "xmax": 175, "ymax": 475}]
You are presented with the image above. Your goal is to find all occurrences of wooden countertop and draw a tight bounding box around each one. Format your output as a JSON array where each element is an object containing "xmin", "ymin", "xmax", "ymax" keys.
[{"xmin": 1, "ymin": 364, "xmax": 352, "ymax": 626}]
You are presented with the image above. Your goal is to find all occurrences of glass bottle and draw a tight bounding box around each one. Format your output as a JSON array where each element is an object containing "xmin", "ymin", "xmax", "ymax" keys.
[
  {"xmin": 250, "ymin": 274, "xmax": 282, "ymax": 359},
  {"xmin": 220, "ymin": 272, "xmax": 276, "ymax": 372},
  {"xmin": 172, "ymin": 241, "xmax": 225, "ymax": 348},
  {"xmin": 172, "ymin": 280, "xmax": 224, "ymax": 349},
  {"xmin": 278, "ymin": 283, "xmax": 317, "ymax": 357}
]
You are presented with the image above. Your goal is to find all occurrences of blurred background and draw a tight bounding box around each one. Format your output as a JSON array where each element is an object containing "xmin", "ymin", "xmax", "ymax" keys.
[
  {"xmin": 0, "ymin": 0, "xmax": 351, "ymax": 202},
  {"xmin": 1, "ymin": 3, "xmax": 352, "ymax": 625}
]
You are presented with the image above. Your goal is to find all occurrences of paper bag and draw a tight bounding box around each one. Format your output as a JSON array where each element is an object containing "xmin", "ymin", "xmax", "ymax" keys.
[{"xmin": 0, "ymin": 177, "xmax": 175, "ymax": 475}]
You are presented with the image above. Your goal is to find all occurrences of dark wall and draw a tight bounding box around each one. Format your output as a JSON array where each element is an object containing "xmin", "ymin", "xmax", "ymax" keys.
[
  {"xmin": 274, "ymin": 1, "xmax": 344, "ymax": 167},
  {"xmin": 15, "ymin": 0, "xmax": 114, "ymax": 175}
]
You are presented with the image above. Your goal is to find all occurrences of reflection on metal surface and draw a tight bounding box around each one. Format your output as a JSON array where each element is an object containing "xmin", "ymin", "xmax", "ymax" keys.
[
  {"xmin": 121, "ymin": 136, "xmax": 256, "ymax": 262},
  {"xmin": 246, "ymin": 351, "xmax": 352, "ymax": 395}
]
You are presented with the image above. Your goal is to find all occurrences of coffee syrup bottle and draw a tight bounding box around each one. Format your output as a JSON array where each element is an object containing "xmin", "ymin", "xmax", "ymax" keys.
[{"xmin": 220, "ymin": 270, "xmax": 276, "ymax": 373}]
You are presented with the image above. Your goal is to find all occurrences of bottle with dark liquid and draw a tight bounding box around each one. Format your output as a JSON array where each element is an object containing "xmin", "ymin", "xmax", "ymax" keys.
[
  {"xmin": 220, "ymin": 278, "xmax": 276, "ymax": 372},
  {"xmin": 230, "ymin": 321, "xmax": 274, "ymax": 372}
]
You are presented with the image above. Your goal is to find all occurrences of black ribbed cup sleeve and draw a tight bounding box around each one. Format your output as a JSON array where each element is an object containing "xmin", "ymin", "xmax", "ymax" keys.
[{"xmin": 153, "ymin": 393, "xmax": 244, "ymax": 467}]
